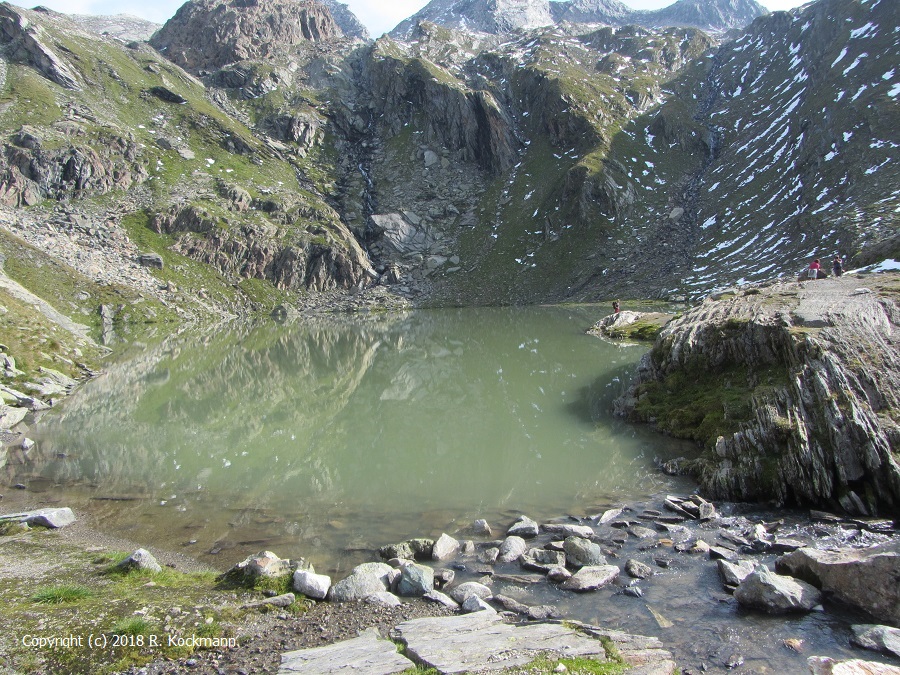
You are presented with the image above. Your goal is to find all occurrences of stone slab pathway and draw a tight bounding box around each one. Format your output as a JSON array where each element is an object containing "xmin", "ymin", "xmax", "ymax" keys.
[{"xmin": 278, "ymin": 611, "xmax": 677, "ymax": 674}]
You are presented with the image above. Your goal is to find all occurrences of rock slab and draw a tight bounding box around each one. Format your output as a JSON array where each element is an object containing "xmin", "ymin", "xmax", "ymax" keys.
[
  {"xmin": 0, "ymin": 507, "xmax": 76, "ymax": 529},
  {"xmin": 279, "ymin": 628, "xmax": 414, "ymax": 674}
]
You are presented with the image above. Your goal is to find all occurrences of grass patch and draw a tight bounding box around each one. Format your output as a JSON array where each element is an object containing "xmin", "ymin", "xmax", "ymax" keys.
[
  {"xmin": 110, "ymin": 617, "xmax": 154, "ymax": 637},
  {"xmin": 507, "ymin": 654, "xmax": 627, "ymax": 674},
  {"xmin": 31, "ymin": 584, "xmax": 93, "ymax": 604}
]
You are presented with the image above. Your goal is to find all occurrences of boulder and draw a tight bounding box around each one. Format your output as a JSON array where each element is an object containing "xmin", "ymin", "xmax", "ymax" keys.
[
  {"xmin": 624, "ymin": 559, "xmax": 653, "ymax": 579},
  {"xmin": 461, "ymin": 594, "xmax": 495, "ymax": 613},
  {"xmin": 808, "ymin": 656, "xmax": 900, "ymax": 674},
  {"xmin": 115, "ymin": 548, "xmax": 162, "ymax": 573},
  {"xmin": 423, "ymin": 590, "xmax": 459, "ymax": 609},
  {"xmin": 138, "ymin": 252, "xmax": 164, "ymax": 269},
  {"xmin": 397, "ymin": 563, "xmax": 434, "ymax": 597},
  {"xmin": 293, "ymin": 570, "xmax": 331, "ymax": 600},
  {"xmin": 365, "ymin": 591, "xmax": 402, "ymax": 607},
  {"xmin": 718, "ymin": 559, "xmax": 759, "ymax": 588},
  {"xmin": 560, "ymin": 565, "xmax": 620, "ymax": 592},
  {"xmin": 497, "ymin": 536, "xmax": 528, "ymax": 563},
  {"xmin": 776, "ymin": 542, "xmax": 900, "ymax": 625},
  {"xmin": 329, "ymin": 562, "xmax": 396, "ymax": 602},
  {"xmin": 0, "ymin": 507, "xmax": 76, "ymax": 529},
  {"xmin": 564, "ymin": 536, "xmax": 607, "ymax": 568},
  {"xmin": 543, "ymin": 523, "xmax": 594, "ymax": 538},
  {"xmin": 733, "ymin": 568, "xmax": 822, "ymax": 613},
  {"xmin": 520, "ymin": 548, "xmax": 566, "ymax": 573},
  {"xmin": 0, "ymin": 405, "xmax": 28, "ymax": 430},
  {"xmin": 850, "ymin": 625, "xmax": 900, "ymax": 659},
  {"xmin": 449, "ymin": 581, "xmax": 492, "ymax": 604},
  {"xmin": 507, "ymin": 516, "xmax": 539, "ymax": 538},
  {"xmin": 432, "ymin": 533, "xmax": 460, "ymax": 561},
  {"xmin": 226, "ymin": 550, "xmax": 304, "ymax": 581}
]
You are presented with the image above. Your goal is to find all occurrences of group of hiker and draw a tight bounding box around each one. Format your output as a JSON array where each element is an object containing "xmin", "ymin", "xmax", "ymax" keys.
[{"xmin": 807, "ymin": 255, "xmax": 844, "ymax": 280}]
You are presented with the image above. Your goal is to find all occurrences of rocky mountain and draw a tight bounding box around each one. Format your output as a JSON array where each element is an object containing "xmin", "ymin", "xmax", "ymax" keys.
[
  {"xmin": 320, "ymin": 0, "xmax": 369, "ymax": 39},
  {"xmin": 0, "ymin": 0, "xmax": 895, "ymax": 336},
  {"xmin": 392, "ymin": 0, "xmax": 768, "ymax": 37},
  {"xmin": 149, "ymin": 0, "xmax": 343, "ymax": 73},
  {"xmin": 68, "ymin": 13, "xmax": 161, "ymax": 42}
]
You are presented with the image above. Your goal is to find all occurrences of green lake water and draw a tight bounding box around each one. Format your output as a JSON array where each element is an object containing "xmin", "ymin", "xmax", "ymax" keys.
[{"xmin": 17, "ymin": 306, "xmax": 694, "ymax": 575}]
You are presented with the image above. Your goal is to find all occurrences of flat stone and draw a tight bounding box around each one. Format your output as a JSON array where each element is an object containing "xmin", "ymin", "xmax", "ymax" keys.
[
  {"xmin": 560, "ymin": 565, "xmax": 620, "ymax": 592},
  {"xmin": 850, "ymin": 625, "xmax": 900, "ymax": 659},
  {"xmin": 279, "ymin": 628, "xmax": 414, "ymax": 674},
  {"xmin": 629, "ymin": 525, "xmax": 658, "ymax": 540},
  {"xmin": 543, "ymin": 523, "xmax": 594, "ymax": 538},
  {"xmin": 423, "ymin": 590, "xmax": 459, "ymax": 609},
  {"xmin": 0, "ymin": 507, "xmax": 76, "ymax": 529},
  {"xmin": 709, "ymin": 546, "xmax": 737, "ymax": 561},
  {"xmin": 243, "ymin": 593, "xmax": 295, "ymax": 609},
  {"xmin": 520, "ymin": 548, "xmax": 566, "ymax": 573},
  {"xmin": 592, "ymin": 507, "xmax": 623, "ymax": 524},
  {"xmin": 807, "ymin": 656, "xmax": 900, "ymax": 675},
  {"xmin": 0, "ymin": 405, "xmax": 28, "ymax": 430},
  {"xmin": 392, "ymin": 612, "xmax": 610, "ymax": 674}
]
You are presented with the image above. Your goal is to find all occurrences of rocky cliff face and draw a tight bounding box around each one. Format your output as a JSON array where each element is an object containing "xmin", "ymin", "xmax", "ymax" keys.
[
  {"xmin": 148, "ymin": 0, "xmax": 342, "ymax": 73},
  {"xmin": 394, "ymin": 0, "xmax": 767, "ymax": 36},
  {"xmin": 616, "ymin": 275, "xmax": 900, "ymax": 517}
]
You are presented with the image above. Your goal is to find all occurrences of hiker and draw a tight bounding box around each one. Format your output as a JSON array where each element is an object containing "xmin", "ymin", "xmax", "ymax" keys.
[
  {"xmin": 807, "ymin": 258, "xmax": 821, "ymax": 280},
  {"xmin": 832, "ymin": 255, "xmax": 843, "ymax": 277},
  {"xmin": 612, "ymin": 300, "xmax": 620, "ymax": 314}
]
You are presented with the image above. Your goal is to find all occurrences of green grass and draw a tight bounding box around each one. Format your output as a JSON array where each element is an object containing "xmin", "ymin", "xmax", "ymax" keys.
[
  {"xmin": 31, "ymin": 584, "xmax": 93, "ymax": 604},
  {"xmin": 110, "ymin": 617, "xmax": 154, "ymax": 637},
  {"xmin": 505, "ymin": 654, "xmax": 627, "ymax": 674}
]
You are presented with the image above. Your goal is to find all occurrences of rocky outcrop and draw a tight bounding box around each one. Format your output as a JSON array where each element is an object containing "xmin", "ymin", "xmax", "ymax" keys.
[
  {"xmin": 391, "ymin": 0, "xmax": 554, "ymax": 38},
  {"xmin": 149, "ymin": 0, "xmax": 342, "ymax": 73},
  {"xmin": 0, "ymin": 4, "xmax": 81, "ymax": 89},
  {"xmin": 150, "ymin": 204, "xmax": 376, "ymax": 292},
  {"xmin": 0, "ymin": 130, "xmax": 147, "ymax": 207},
  {"xmin": 776, "ymin": 541, "xmax": 900, "ymax": 625},
  {"xmin": 616, "ymin": 276, "xmax": 900, "ymax": 516}
]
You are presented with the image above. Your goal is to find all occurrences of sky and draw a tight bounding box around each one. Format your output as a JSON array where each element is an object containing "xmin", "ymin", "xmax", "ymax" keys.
[{"xmin": 10, "ymin": 0, "xmax": 813, "ymax": 38}]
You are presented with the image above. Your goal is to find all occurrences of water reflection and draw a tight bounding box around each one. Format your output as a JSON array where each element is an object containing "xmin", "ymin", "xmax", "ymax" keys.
[{"xmin": 13, "ymin": 307, "xmax": 694, "ymax": 573}]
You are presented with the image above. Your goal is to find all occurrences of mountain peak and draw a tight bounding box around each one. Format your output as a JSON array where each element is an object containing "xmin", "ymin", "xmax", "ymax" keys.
[
  {"xmin": 392, "ymin": 0, "xmax": 554, "ymax": 38},
  {"xmin": 149, "ymin": 0, "xmax": 343, "ymax": 73}
]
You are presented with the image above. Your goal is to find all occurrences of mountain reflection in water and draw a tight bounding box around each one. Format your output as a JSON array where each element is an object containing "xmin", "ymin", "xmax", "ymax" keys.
[{"xmin": 16, "ymin": 306, "xmax": 694, "ymax": 575}]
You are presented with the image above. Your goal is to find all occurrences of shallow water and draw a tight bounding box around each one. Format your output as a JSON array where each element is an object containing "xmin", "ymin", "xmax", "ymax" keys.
[
  {"xmin": 12, "ymin": 306, "xmax": 693, "ymax": 574},
  {"xmin": 7, "ymin": 306, "xmax": 899, "ymax": 673}
]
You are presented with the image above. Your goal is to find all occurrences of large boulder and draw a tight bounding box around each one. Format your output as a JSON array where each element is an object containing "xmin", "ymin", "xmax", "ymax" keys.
[
  {"xmin": 564, "ymin": 536, "xmax": 607, "ymax": 568},
  {"xmin": 733, "ymin": 568, "xmax": 822, "ymax": 614},
  {"xmin": 397, "ymin": 563, "xmax": 434, "ymax": 597},
  {"xmin": 776, "ymin": 542, "xmax": 900, "ymax": 625},
  {"xmin": 328, "ymin": 562, "xmax": 398, "ymax": 603},
  {"xmin": 293, "ymin": 570, "xmax": 331, "ymax": 600}
]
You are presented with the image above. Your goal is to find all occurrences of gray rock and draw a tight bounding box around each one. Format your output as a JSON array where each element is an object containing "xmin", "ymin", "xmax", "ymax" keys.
[
  {"xmin": 279, "ymin": 628, "xmax": 414, "ymax": 674},
  {"xmin": 717, "ymin": 560, "xmax": 759, "ymax": 588},
  {"xmin": 625, "ymin": 559, "xmax": 653, "ymax": 579},
  {"xmin": 543, "ymin": 523, "xmax": 594, "ymax": 538},
  {"xmin": 0, "ymin": 405, "xmax": 28, "ymax": 430},
  {"xmin": 329, "ymin": 563, "xmax": 396, "ymax": 602},
  {"xmin": 497, "ymin": 536, "xmax": 528, "ymax": 562},
  {"xmin": 365, "ymin": 591, "xmax": 402, "ymax": 607},
  {"xmin": 472, "ymin": 519, "xmax": 492, "ymax": 537},
  {"xmin": 564, "ymin": 536, "xmax": 607, "ymax": 568},
  {"xmin": 0, "ymin": 507, "xmax": 76, "ymax": 529},
  {"xmin": 546, "ymin": 566, "xmax": 572, "ymax": 582},
  {"xmin": 507, "ymin": 516, "xmax": 539, "ymax": 538},
  {"xmin": 116, "ymin": 548, "xmax": 162, "ymax": 573},
  {"xmin": 734, "ymin": 568, "xmax": 822, "ymax": 613},
  {"xmin": 380, "ymin": 541, "xmax": 415, "ymax": 560},
  {"xmin": 461, "ymin": 595, "xmax": 495, "ymax": 613},
  {"xmin": 423, "ymin": 150, "xmax": 439, "ymax": 167},
  {"xmin": 227, "ymin": 551, "xmax": 301, "ymax": 580},
  {"xmin": 138, "ymin": 252, "xmax": 164, "ymax": 269},
  {"xmin": 449, "ymin": 581, "xmax": 492, "ymax": 604},
  {"xmin": 777, "ymin": 542, "xmax": 900, "ymax": 625},
  {"xmin": 397, "ymin": 563, "xmax": 434, "ymax": 597},
  {"xmin": 493, "ymin": 594, "xmax": 557, "ymax": 620},
  {"xmin": 628, "ymin": 525, "xmax": 658, "ymax": 540},
  {"xmin": 293, "ymin": 570, "xmax": 331, "ymax": 600},
  {"xmin": 520, "ymin": 548, "xmax": 566, "ymax": 572},
  {"xmin": 423, "ymin": 590, "xmax": 459, "ymax": 609},
  {"xmin": 592, "ymin": 507, "xmax": 623, "ymax": 524},
  {"xmin": 807, "ymin": 656, "xmax": 900, "ymax": 675},
  {"xmin": 432, "ymin": 533, "xmax": 460, "ymax": 561},
  {"xmin": 560, "ymin": 565, "xmax": 620, "ymax": 592},
  {"xmin": 850, "ymin": 624, "xmax": 900, "ymax": 658},
  {"xmin": 478, "ymin": 547, "xmax": 499, "ymax": 564}
]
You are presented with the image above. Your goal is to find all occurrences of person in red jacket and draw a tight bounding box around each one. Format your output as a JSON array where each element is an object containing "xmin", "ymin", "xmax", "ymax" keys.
[{"xmin": 807, "ymin": 258, "xmax": 821, "ymax": 280}]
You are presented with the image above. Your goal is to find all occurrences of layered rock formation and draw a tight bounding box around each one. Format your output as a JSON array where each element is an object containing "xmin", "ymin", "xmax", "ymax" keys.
[
  {"xmin": 148, "ymin": 0, "xmax": 342, "ymax": 73},
  {"xmin": 616, "ymin": 276, "xmax": 900, "ymax": 516}
]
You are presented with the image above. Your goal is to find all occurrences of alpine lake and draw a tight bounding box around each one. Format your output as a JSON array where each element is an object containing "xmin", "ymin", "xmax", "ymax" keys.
[{"xmin": 7, "ymin": 305, "xmax": 882, "ymax": 673}]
